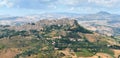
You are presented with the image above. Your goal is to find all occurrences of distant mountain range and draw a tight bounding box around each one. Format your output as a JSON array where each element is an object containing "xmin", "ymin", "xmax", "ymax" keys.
[
  {"xmin": 97, "ymin": 11, "xmax": 111, "ymax": 15},
  {"xmin": 0, "ymin": 11, "xmax": 120, "ymax": 24}
]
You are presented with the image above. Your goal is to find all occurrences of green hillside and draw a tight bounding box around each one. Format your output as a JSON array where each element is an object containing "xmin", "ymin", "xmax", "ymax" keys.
[{"xmin": 0, "ymin": 19, "xmax": 119, "ymax": 58}]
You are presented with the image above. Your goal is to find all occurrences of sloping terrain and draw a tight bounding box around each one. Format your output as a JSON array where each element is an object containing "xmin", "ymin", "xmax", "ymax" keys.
[{"xmin": 0, "ymin": 19, "xmax": 119, "ymax": 58}]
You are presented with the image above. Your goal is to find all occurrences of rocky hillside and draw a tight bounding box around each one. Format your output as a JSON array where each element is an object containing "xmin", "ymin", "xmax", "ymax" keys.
[
  {"xmin": 8, "ymin": 18, "xmax": 90, "ymax": 32},
  {"xmin": 0, "ymin": 19, "xmax": 120, "ymax": 58}
]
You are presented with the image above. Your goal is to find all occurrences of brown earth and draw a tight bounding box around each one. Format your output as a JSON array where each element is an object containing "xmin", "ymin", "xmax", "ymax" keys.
[
  {"xmin": 113, "ymin": 49, "xmax": 120, "ymax": 58},
  {"xmin": 85, "ymin": 34, "xmax": 97, "ymax": 42},
  {"xmin": 0, "ymin": 48, "xmax": 21, "ymax": 58},
  {"xmin": 59, "ymin": 48, "xmax": 77, "ymax": 58}
]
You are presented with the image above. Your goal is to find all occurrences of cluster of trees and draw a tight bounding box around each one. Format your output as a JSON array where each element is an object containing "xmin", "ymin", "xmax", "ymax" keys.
[
  {"xmin": 0, "ymin": 29, "xmax": 43, "ymax": 39},
  {"xmin": 54, "ymin": 38, "xmax": 114, "ymax": 57},
  {"xmin": 0, "ymin": 29, "xmax": 29, "ymax": 38},
  {"xmin": 109, "ymin": 45, "xmax": 120, "ymax": 49},
  {"xmin": 67, "ymin": 25, "xmax": 93, "ymax": 33}
]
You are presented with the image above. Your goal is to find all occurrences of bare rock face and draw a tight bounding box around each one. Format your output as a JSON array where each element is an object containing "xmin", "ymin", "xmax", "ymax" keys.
[
  {"xmin": 36, "ymin": 18, "xmax": 76, "ymax": 26},
  {"xmin": 8, "ymin": 18, "xmax": 77, "ymax": 31}
]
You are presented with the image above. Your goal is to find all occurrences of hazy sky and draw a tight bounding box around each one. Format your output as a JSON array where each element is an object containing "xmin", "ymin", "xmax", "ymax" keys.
[{"xmin": 0, "ymin": 0, "xmax": 120, "ymax": 16}]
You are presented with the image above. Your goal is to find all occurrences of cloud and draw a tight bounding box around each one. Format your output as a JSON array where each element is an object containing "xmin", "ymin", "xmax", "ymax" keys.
[
  {"xmin": 1, "ymin": 0, "xmax": 118, "ymax": 9},
  {"xmin": 12, "ymin": 0, "xmax": 57, "ymax": 9},
  {"xmin": 56, "ymin": 0, "xmax": 88, "ymax": 6},
  {"xmin": 12, "ymin": 0, "xmax": 89, "ymax": 9},
  {"xmin": 88, "ymin": 0, "xmax": 120, "ymax": 7},
  {"xmin": 69, "ymin": 7, "xmax": 75, "ymax": 11},
  {"xmin": 48, "ymin": 4, "xmax": 57, "ymax": 9},
  {"xmin": 0, "ymin": 0, "xmax": 13, "ymax": 8},
  {"xmin": 1, "ymin": 0, "xmax": 120, "ymax": 12},
  {"xmin": 56, "ymin": 0, "xmax": 120, "ymax": 8},
  {"xmin": 57, "ymin": 0, "xmax": 80, "ymax": 6}
]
